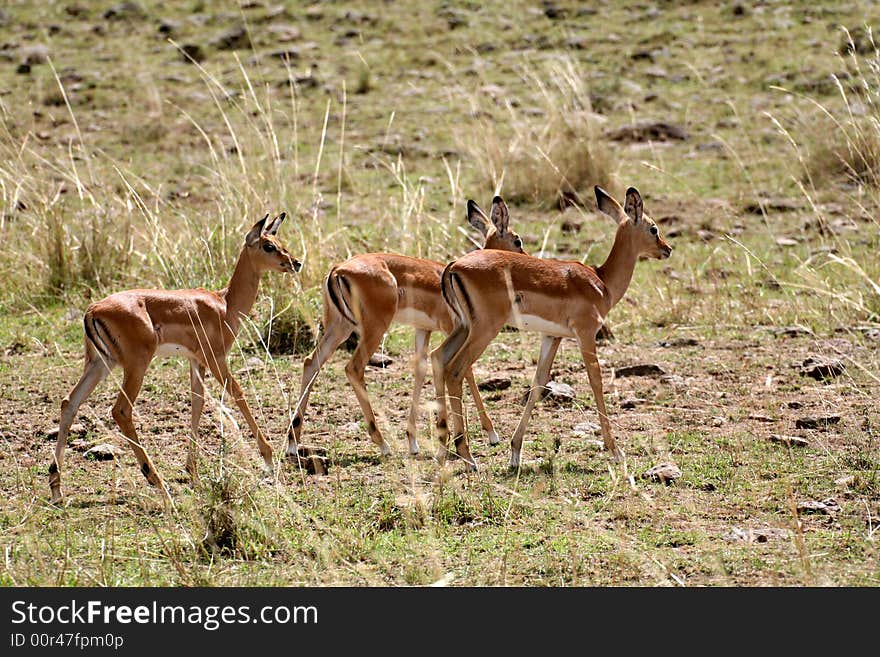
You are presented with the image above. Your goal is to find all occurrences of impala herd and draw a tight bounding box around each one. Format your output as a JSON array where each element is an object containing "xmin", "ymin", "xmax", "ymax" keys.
[{"xmin": 49, "ymin": 186, "xmax": 671, "ymax": 504}]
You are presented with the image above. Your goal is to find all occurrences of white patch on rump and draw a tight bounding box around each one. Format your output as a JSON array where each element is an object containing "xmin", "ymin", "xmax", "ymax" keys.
[
  {"xmin": 507, "ymin": 313, "xmax": 574, "ymax": 338},
  {"xmin": 394, "ymin": 307, "xmax": 439, "ymax": 331},
  {"xmin": 155, "ymin": 343, "xmax": 196, "ymax": 359}
]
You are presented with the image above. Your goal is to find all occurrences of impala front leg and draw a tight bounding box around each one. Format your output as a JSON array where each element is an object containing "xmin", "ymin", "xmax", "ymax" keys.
[
  {"xmin": 187, "ymin": 361, "xmax": 205, "ymax": 482},
  {"xmin": 209, "ymin": 359, "xmax": 275, "ymax": 473},
  {"xmin": 577, "ymin": 331, "xmax": 621, "ymax": 460}
]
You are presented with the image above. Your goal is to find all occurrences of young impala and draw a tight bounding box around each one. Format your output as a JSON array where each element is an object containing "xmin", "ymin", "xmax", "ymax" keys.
[
  {"xmin": 431, "ymin": 186, "xmax": 672, "ymax": 469},
  {"xmin": 49, "ymin": 213, "xmax": 301, "ymax": 504},
  {"xmin": 287, "ymin": 197, "xmax": 524, "ymax": 459}
]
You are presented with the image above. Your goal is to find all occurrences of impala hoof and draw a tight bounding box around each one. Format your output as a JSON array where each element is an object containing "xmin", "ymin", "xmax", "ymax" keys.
[
  {"xmin": 509, "ymin": 450, "xmax": 521, "ymax": 469},
  {"xmin": 379, "ymin": 441, "xmax": 392, "ymax": 457},
  {"xmin": 487, "ymin": 430, "xmax": 500, "ymax": 446}
]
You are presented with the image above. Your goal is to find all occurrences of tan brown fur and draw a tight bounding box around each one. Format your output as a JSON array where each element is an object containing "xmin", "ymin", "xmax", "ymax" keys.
[
  {"xmin": 49, "ymin": 213, "xmax": 300, "ymax": 504},
  {"xmin": 288, "ymin": 197, "xmax": 524, "ymax": 458},
  {"xmin": 431, "ymin": 186, "xmax": 672, "ymax": 468}
]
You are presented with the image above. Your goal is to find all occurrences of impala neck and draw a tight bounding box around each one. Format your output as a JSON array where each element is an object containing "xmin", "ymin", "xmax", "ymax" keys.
[
  {"xmin": 596, "ymin": 223, "xmax": 639, "ymax": 309},
  {"xmin": 222, "ymin": 249, "xmax": 261, "ymax": 335}
]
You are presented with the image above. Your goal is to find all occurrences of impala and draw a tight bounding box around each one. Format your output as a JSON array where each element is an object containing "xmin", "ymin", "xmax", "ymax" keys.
[
  {"xmin": 287, "ymin": 197, "xmax": 524, "ymax": 459},
  {"xmin": 49, "ymin": 213, "xmax": 301, "ymax": 504},
  {"xmin": 430, "ymin": 186, "xmax": 672, "ymax": 468}
]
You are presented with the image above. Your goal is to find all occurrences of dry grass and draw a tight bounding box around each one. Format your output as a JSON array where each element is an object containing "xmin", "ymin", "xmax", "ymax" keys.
[{"xmin": 458, "ymin": 54, "xmax": 614, "ymax": 208}]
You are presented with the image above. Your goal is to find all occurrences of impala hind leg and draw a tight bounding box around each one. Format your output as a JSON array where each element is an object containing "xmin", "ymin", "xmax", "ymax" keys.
[
  {"xmin": 287, "ymin": 318, "xmax": 352, "ymax": 456},
  {"xmin": 509, "ymin": 335, "xmax": 561, "ymax": 469},
  {"xmin": 49, "ymin": 357, "xmax": 110, "ymax": 503},
  {"xmin": 440, "ymin": 315, "xmax": 507, "ymax": 468},
  {"xmin": 207, "ymin": 358, "xmax": 275, "ymax": 473},
  {"xmin": 186, "ymin": 361, "xmax": 205, "ymax": 482},
  {"xmin": 430, "ymin": 323, "xmax": 469, "ymax": 461},
  {"xmin": 464, "ymin": 366, "xmax": 499, "ymax": 445},
  {"xmin": 404, "ymin": 330, "xmax": 431, "ymax": 456},
  {"xmin": 345, "ymin": 320, "xmax": 393, "ymax": 457},
  {"xmin": 112, "ymin": 366, "xmax": 169, "ymax": 500}
]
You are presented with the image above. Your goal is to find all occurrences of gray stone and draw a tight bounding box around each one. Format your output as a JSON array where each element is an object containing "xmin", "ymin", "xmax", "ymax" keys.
[
  {"xmin": 84, "ymin": 443, "xmax": 124, "ymax": 461},
  {"xmin": 615, "ymin": 363, "xmax": 666, "ymax": 378},
  {"xmin": 769, "ymin": 434, "xmax": 809, "ymax": 447},
  {"xmin": 642, "ymin": 462, "xmax": 681, "ymax": 485}
]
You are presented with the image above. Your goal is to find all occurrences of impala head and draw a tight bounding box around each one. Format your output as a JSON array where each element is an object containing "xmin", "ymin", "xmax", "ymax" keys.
[
  {"xmin": 245, "ymin": 212, "xmax": 302, "ymax": 273},
  {"xmin": 595, "ymin": 186, "xmax": 672, "ymax": 260},
  {"xmin": 467, "ymin": 196, "xmax": 526, "ymax": 254}
]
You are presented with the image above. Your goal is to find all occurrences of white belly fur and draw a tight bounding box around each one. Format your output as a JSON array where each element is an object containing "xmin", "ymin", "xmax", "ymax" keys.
[
  {"xmin": 155, "ymin": 343, "xmax": 197, "ymax": 359},
  {"xmin": 507, "ymin": 313, "xmax": 575, "ymax": 338},
  {"xmin": 394, "ymin": 307, "xmax": 440, "ymax": 331}
]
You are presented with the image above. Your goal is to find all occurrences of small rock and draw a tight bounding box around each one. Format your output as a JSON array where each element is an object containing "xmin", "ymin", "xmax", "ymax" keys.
[
  {"xmin": 290, "ymin": 444, "xmax": 329, "ymax": 475},
  {"xmin": 743, "ymin": 197, "xmax": 803, "ymax": 214},
  {"xmin": 797, "ymin": 498, "xmax": 840, "ymax": 515},
  {"xmin": 726, "ymin": 527, "xmax": 789, "ymax": 543},
  {"xmin": 237, "ymin": 357, "xmax": 264, "ymax": 374},
  {"xmin": 84, "ymin": 443, "xmax": 124, "ymax": 461},
  {"xmin": 620, "ymin": 398, "xmax": 646, "ymax": 409},
  {"xmin": 769, "ymin": 434, "xmax": 809, "ymax": 447},
  {"xmin": 46, "ymin": 424, "xmax": 87, "ymax": 440},
  {"xmin": 520, "ymin": 380, "xmax": 576, "ymax": 405},
  {"xmin": 834, "ymin": 475, "xmax": 854, "ymax": 488},
  {"xmin": 368, "ymin": 353, "xmax": 393, "ymax": 368},
  {"xmin": 642, "ymin": 462, "xmax": 681, "ymax": 485},
  {"xmin": 180, "ymin": 44, "xmax": 204, "ymax": 63},
  {"xmin": 658, "ymin": 337, "xmax": 699, "ymax": 347},
  {"xmin": 606, "ymin": 121, "xmax": 688, "ymax": 142},
  {"xmin": 614, "ymin": 363, "xmax": 666, "ymax": 378},
  {"xmin": 659, "ymin": 374, "xmax": 686, "ymax": 386},
  {"xmin": 799, "ymin": 357, "xmax": 845, "ymax": 381},
  {"xmin": 541, "ymin": 381, "xmax": 576, "ymax": 405},
  {"xmin": 267, "ymin": 23, "xmax": 301, "ymax": 42},
  {"xmin": 748, "ymin": 414, "xmax": 775, "ymax": 422},
  {"xmin": 771, "ymin": 326, "xmax": 811, "ymax": 337},
  {"xmin": 712, "ymin": 417, "xmax": 725, "ymax": 427},
  {"xmin": 795, "ymin": 415, "xmax": 840, "ymax": 430},
  {"xmin": 157, "ymin": 18, "xmax": 181, "ymax": 34},
  {"xmin": 787, "ymin": 401, "xmax": 803, "ymax": 409},
  {"xmin": 572, "ymin": 421, "xmax": 600, "ymax": 437},
  {"xmin": 20, "ymin": 44, "xmax": 49, "ymax": 66},
  {"xmin": 103, "ymin": 1, "xmax": 146, "ymax": 20},
  {"xmin": 775, "ymin": 237, "xmax": 799, "ymax": 246},
  {"xmin": 211, "ymin": 25, "xmax": 251, "ymax": 50},
  {"xmin": 477, "ymin": 376, "xmax": 511, "ymax": 392}
]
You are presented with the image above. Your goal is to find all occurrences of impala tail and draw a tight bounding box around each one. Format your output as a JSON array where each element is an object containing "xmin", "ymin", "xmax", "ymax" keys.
[
  {"xmin": 324, "ymin": 267, "xmax": 358, "ymax": 326},
  {"xmin": 83, "ymin": 309, "xmax": 116, "ymax": 365}
]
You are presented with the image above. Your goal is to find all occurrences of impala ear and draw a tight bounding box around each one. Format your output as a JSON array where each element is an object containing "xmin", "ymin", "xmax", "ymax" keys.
[
  {"xmin": 246, "ymin": 213, "xmax": 270, "ymax": 246},
  {"xmin": 595, "ymin": 186, "xmax": 625, "ymax": 224},
  {"xmin": 490, "ymin": 195, "xmax": 509, "ymax": 235},
  {"xmin": 466, "ymin": 200, "xmax": 491, "ymax": 236},
  {"xmin": 264, "ymin": 212, "xmax": 286, "ymax": 236},
  {"xmin": 624, "ymin": 187, "xmax": 643, "ymax": 223}
]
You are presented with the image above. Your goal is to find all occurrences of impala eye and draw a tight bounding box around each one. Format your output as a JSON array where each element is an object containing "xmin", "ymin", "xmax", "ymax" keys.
[
  {"xmin": 514, "ymin": 238, "xmax": 522, "ymax": 248},
  {"xmin": 649, "ymin": 225, "xmax": 659, "ymax": 236},
  {"xmin": 263, "ymin": 242, "xmax": 277, "ymax": 253}
]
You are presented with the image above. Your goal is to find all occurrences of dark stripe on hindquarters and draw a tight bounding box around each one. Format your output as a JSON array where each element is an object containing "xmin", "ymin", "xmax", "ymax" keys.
[
  {"xmin": 84, "ymin": 315, "xmax": 110, "ymax": 359},
  {"xmin": 326, "ymin": 271, "xmax": 358, "ymax": 326},
  {"xmin": 93, "ymin": 317, "xmax": 119, "ymax": 354},
  {"xmin": 451, "ymin": 272, "xmax": 474, "ymax": 316}
]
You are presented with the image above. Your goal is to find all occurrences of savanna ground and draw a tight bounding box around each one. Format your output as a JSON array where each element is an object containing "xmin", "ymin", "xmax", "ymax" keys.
[{"xmin": 0, "ymin": 1, "xmax": 878, "ymax": 586}]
